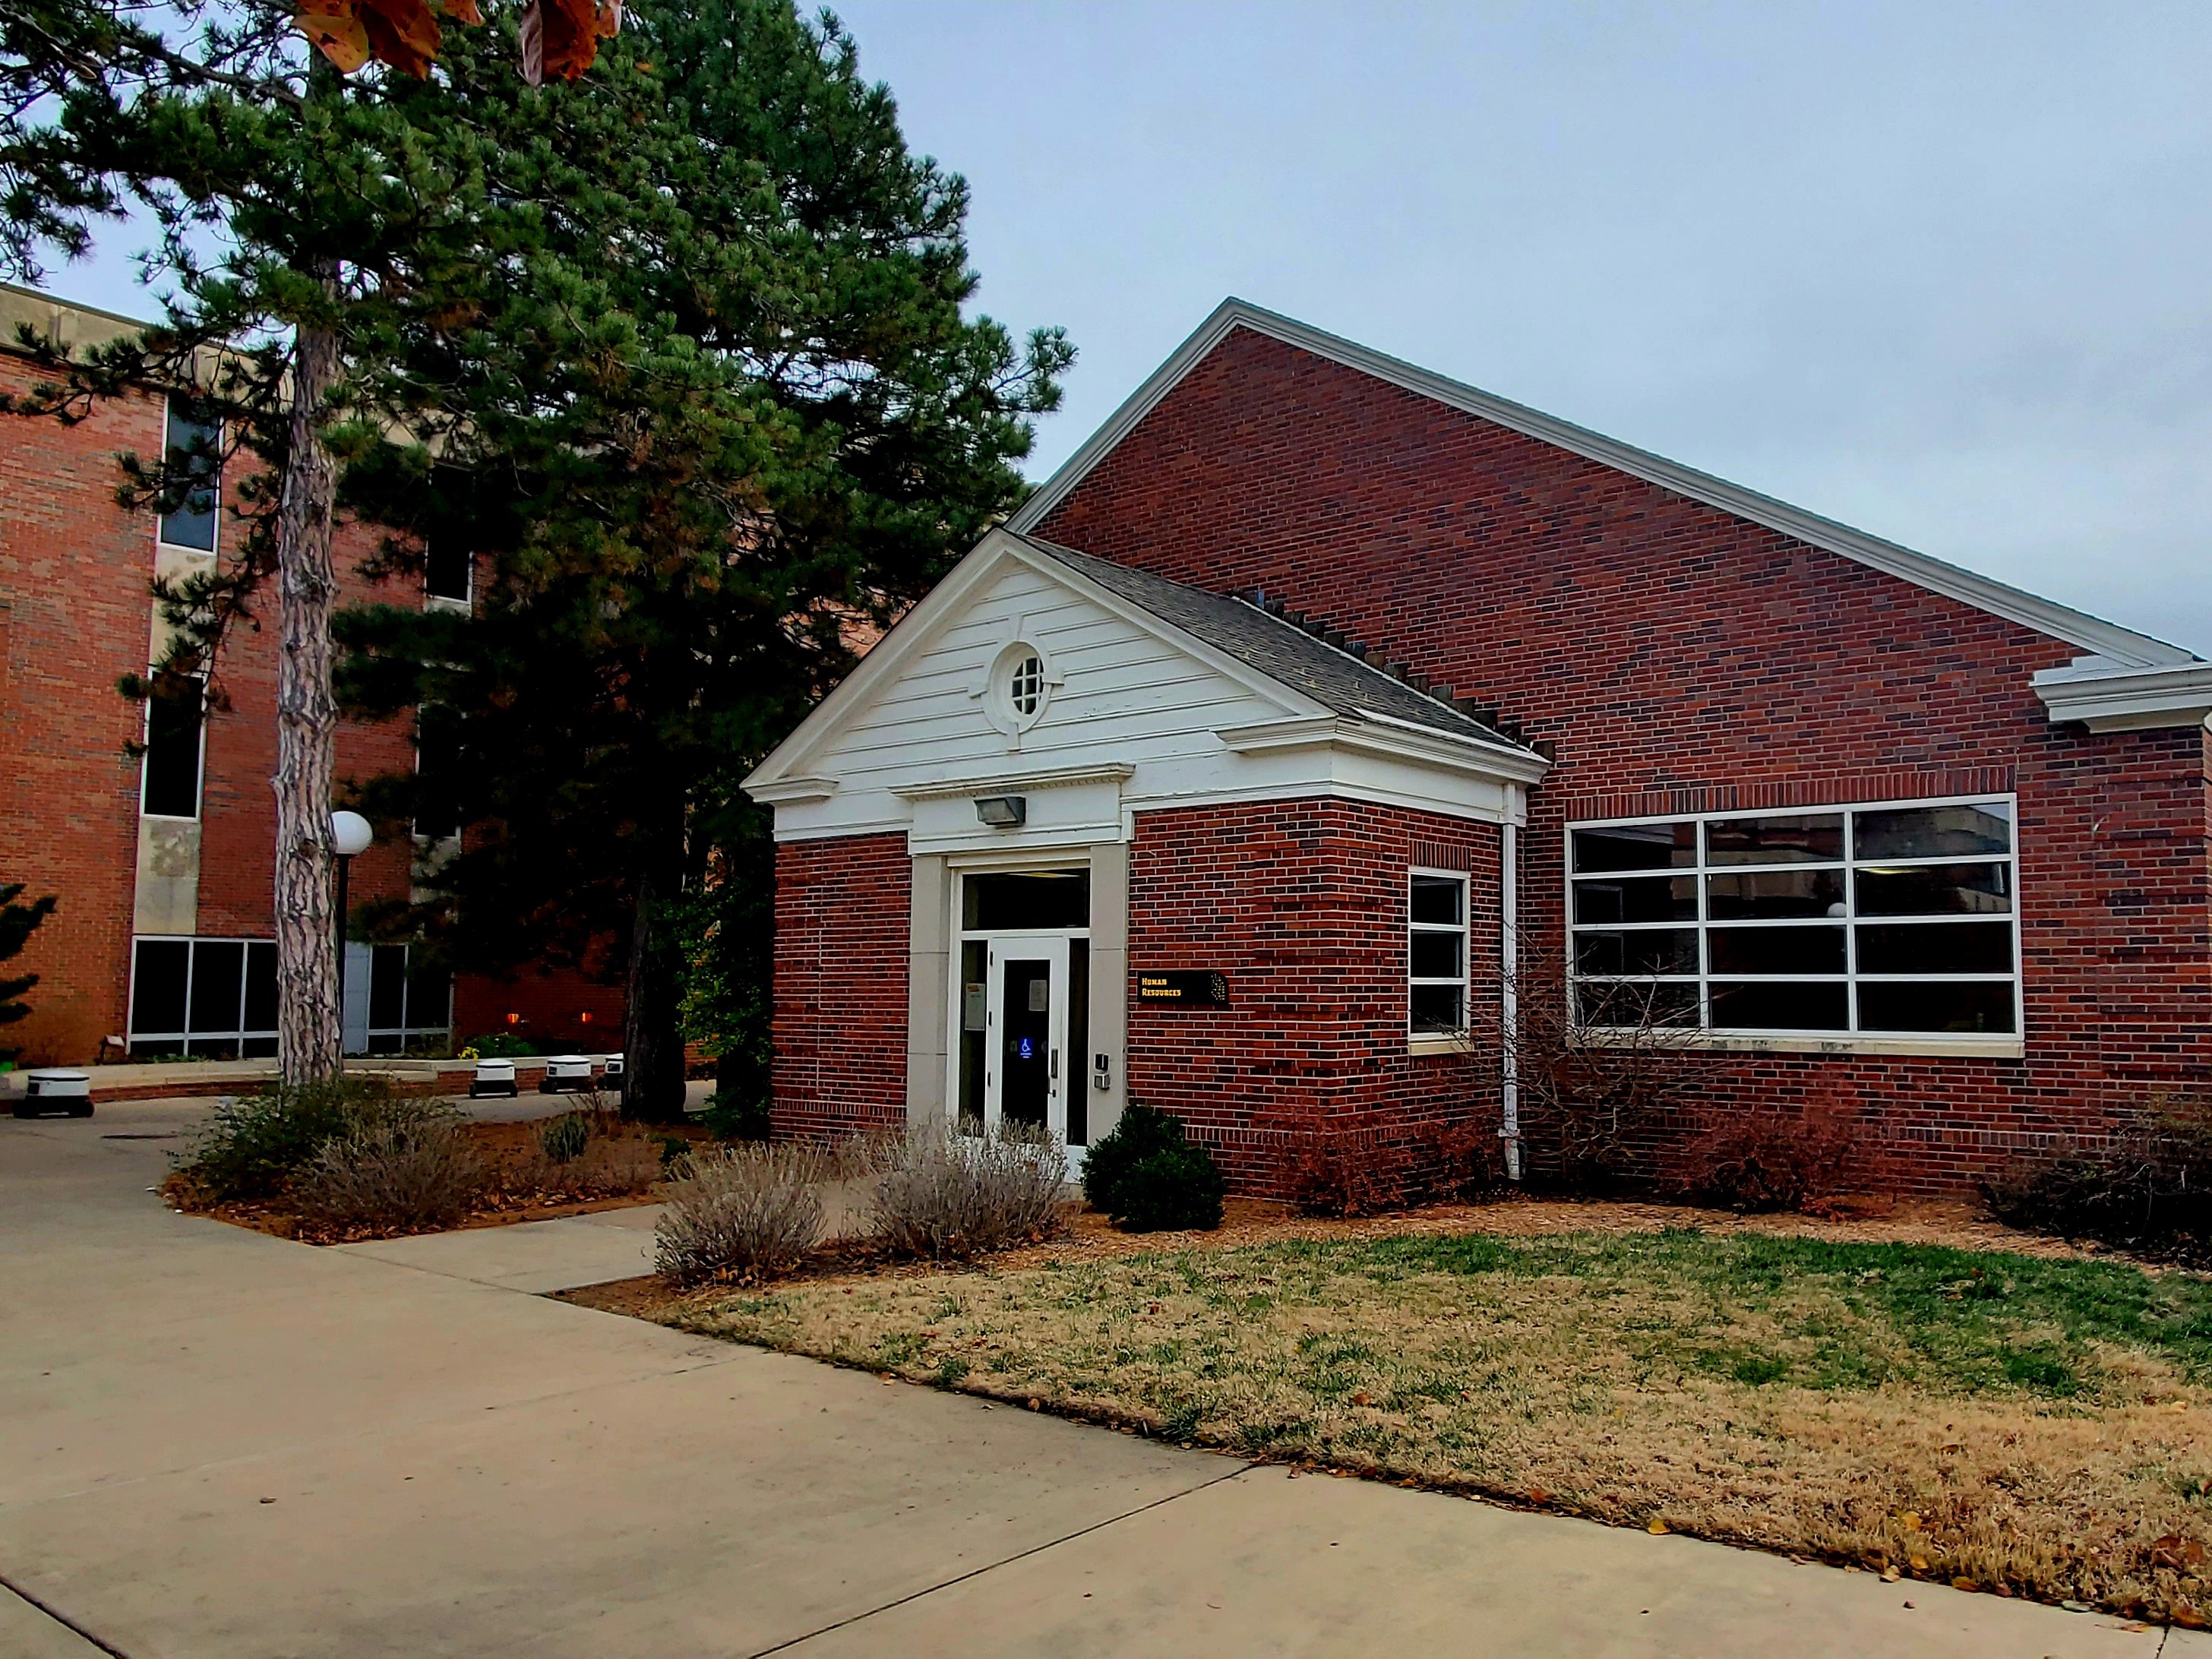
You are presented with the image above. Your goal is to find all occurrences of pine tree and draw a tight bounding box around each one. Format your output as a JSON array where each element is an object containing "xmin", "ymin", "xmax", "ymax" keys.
[
  {"xmin": 330, "ymin": 0, "xmax": 1070, "ymax": 1118},
  {"xmin": 0, "ymin": 1, "xmax": 526, "ymax": 1082}
]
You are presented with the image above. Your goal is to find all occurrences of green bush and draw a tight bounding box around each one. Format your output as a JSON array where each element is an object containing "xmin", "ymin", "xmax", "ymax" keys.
[
  {"xmin": 700, "ymin": 1086, "xmax": 771, "ymax": 1142},
  {"xmin": 1082, "ymin": 1103, "xmax": 1224, "ymax": 1231},
  {"xmin": 463, "ymin": 1032, "xmax": 537, "ymax": 1058},
  {"xmin": 176, "ymin": 1078, "xmax": 395, "ymax": 1202},
  {"xmin": 539, "ymin": 1111, "xmax": 592, "ymax": 1163}
]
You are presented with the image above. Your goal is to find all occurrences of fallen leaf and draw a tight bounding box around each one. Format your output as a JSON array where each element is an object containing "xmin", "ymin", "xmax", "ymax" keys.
[
  {"xmin": 1951, "ymin": 1577, "xmax": 1977, "ymax": 1592},
  {"xmin": 1880, "ymin": 1567, "xmax": 1900, "ymax": 1584},
  {"xmin": 1910, "ymin": 1556, "xmax": 1929, "ymax": 1572},
  {"xmin": 1647, "ymin": 1518, "xmax": 1669, "ymax": 1535},
  {"xmin": 1898, "ymin": 1512, "xmax": 1922, "ymax": 1531},
  {"xmin": 1351, "ymin": 1392, "xmax": 1372, "ymax": 1408},
  {"xmin": 1528, "ymin": 1487, "xmax": 1550, "ymax": 1506}
]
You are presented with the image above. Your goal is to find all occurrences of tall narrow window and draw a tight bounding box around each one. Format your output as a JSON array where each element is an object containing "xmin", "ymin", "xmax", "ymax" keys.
[
  {"xmin": 159, "ymin": 400, "xmax": 221, "ymax": 551},
  {"xmin": 141, "ymin": 672, "xmax": 205, "ymax": 819},
  {"xmin": 1567, "ymin": 797, "xmax": 2019, "ymax": 1039},
  {"xmin": 1409, "ymin": 871, "xmax": 1470, "ymax": 1037},
  {"xmin": 413, "ymin": 704, "xmax": 463, "ymax": 839},
  {"xmin": 424, "ymin": 536, "xmax": 472, "ymax": 605}
]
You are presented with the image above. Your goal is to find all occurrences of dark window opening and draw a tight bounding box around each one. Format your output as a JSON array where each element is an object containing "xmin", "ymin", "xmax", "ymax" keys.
[
  {"xmin": 141, "ymin": 674, "xmax": 204, "ymax": 818},
  {"xmin": 962, "ymin": 871, "xmax": 1089, "ymax": 931},
  {"xmin": 159, "ymin": 402, "xmax": 221, "ymax": 551}
]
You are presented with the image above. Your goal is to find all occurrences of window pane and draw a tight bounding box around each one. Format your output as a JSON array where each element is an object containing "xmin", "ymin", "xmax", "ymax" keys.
[
  {"xmin": 1705, "ymin": 868, "xmax": 1845, "ymax": 920},
  {"xmin": 425, "ymin": 538, "xmax": 472, "ymax": 602},
  {"xmin": 141, "ymin": 675, "xmax": 204, "ymax": 817},
  {"xmin": 1573, "ymin": 980, "xmax": 1700, "ymax": 1029},
  {"xmin": 1409, "ymin": 874, "xmax": 1464, "ymax": 925},
  {"xmin": 1853, "ymin": 802, "xmax": 2010, "ymax": 861},
  {"xmin": 188, "ymin": 940, "xmax": 244, "ymax": 1035},
  {"xmin": 243, "ymin": 942, "xmax": 279, "ymax": 1032},
  {"xmin": 1855, "ymin": 921, "xmax": 2013, "ymax": 975},
  {"xmin": 159, "ymin": 405, "xmax": 220, "ymax": 551},
  {"xmin": 1411, "ymin": 929, "xmax": 1464, "ymax": 979},
  {"xmin": 415, "ymin": 704, "xmax": 463, "ymax": 839},
  {"xmin": 1574, "ymin": 929, "xmax": 1698, "ymax": 976},
  {"xmin": 1855, "ymin": 861, "xmax": 2011, "ymax": 916},
  {"xmin": 1858, "ymin": 980, "xmax": 2015, "ymax": 1034},
  {"xmin": 1709, "ymin": 981, "xmax": 1848, "ymax": 1030},
  {"xmin": 1705, "ymin": 814, "xmax": 1843, "ymax": 864},
  {"xmin": 368, "ymin": 945, "xmax": 408, "ymax": 1030},
  {"xmin": 1708, "ymin": 925, "xmax": 1846, "ymax": 975},
  {"xmin": 405, "ymin": 959, "xmax": 450, "ymax": 1034},
  {"xmin": 1410, "ymin": 982, "xmax": 1465, "ymax": 1033},
  {"xmin": 1572, "ymin": 875, "xmax": 1695, "ymax": 924},
  {"xmin": 962, "ymin": 871, "xmax": 1089, "ymax": 930},
  {"xmin": 131, "ymin": 940, "xmax": 189, "ymax": 1035},
  {"xmin": 1571, "ymin": 823, "xmax": 1694, "ymax": 872}
]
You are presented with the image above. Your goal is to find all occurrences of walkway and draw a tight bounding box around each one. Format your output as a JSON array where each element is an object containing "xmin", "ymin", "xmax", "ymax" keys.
[{"xmin": 1, "ymin": 1096, "xmax": 2198, "ymax": 1657}]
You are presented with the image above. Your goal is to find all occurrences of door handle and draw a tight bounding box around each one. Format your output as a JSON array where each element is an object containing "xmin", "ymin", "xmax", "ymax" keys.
[{"xmin": 1051, "ymin": 1048, "xmax": 1060, "ymax": 1079}]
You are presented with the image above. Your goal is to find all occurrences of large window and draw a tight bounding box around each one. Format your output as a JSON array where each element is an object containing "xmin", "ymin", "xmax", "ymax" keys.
[
  {"xmin": 159, "ymin": 400, "xmax": 221, "ymax": 551},
  {"xmin": 1410, "ymin": 871, "xmax": 1470, "ymax": 1038},
  {"xmin": 344, "ymin": 943, "xmax": 453, "ymax": 1056},
  {"xmin": 1568, "ymin": 798, "xmax": 2019, "ymax": 1038},
  {"xmin": 140, "ymin": 672, "xmax": 205, "ymax": 819},
  {"xmin": 129, "ymin": 937, "xmax": 277, "ymax": 1057},
  {"xmin": 424, "ymin": 535, "xmax": 472, "ymax": 606}
]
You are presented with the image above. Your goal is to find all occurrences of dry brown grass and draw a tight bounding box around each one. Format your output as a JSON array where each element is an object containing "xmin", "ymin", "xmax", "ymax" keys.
[{"xmin": 662, "ymin": 1223, "xmax": 2212, "ymax": 1624}]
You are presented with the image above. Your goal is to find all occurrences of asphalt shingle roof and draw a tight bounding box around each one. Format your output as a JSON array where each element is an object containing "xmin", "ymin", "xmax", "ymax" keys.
[{"xmin": 1018, "ymin": 536, "xmax": 1536, "ymax": 757}]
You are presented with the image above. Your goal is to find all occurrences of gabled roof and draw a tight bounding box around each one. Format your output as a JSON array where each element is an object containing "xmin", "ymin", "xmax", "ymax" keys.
[
  {"xmin": 1007, "ymin": 299, "xmax": 2198, "ymax": 671},
  {"xmin": 1017, "ymin": 536, "xmax": 1534, "ymax": 756}
]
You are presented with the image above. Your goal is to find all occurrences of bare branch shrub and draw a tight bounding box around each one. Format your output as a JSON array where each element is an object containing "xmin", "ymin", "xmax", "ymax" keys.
[
  {"xmin": 867, "ymin": 1117, "xmax": 1070, "ymax": 1259},
  {"xmin": 1674, "ymin": 1101, "xmax": 1868, "ymax": 1213},
  {"xmin": 1475, "ymin": 949, "xmax": 1701, "ymax": 1193},
  {"xmin": 655, "ymin": 1142, "xmax": 833, "ymax": 1284},
  {"xmin": 292, "ymin": 1100, "xmax": 485, "ymax": 1234},
  {"xmin": 1986, "ymin": 1093, "xmax": 2212, "ymax": 1264}
]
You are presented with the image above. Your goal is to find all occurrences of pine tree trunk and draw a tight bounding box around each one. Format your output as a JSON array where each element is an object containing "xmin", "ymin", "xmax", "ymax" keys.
[
  {"xmin": 272, "ymin": 296, "xmax": 344, "ymax": 1086},
  {"xmin": 622, "ymin": 850, "xmax": 688, "ymax": 1123}
]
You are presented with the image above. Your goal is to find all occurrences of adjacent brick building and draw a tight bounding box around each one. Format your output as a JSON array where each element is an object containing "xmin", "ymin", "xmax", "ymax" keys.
[
  {"xmin": 747, "ymin": 299, "xmax": 2212, "ymax": 1196},
  {"xmin": 0, "ymin": 282, "xmax": 621, "ymax": 1067}
]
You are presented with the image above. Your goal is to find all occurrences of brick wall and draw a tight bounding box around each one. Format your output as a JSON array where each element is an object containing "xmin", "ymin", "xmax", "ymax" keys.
[
  {"xmin": 1128, "ymin": 798, "xmax": 1500, "ymax": 1195},
  {"xmin": 770, "ymin": 834, "xmax": 909, "ymax": 1139},
  {"xmin": 1039, "ymin": 326, "xmax": 2212, "ymax": 1190},
  {"xmin": 1, "ymin": 353, "xmax": 617, "ymax": 1064},
  {"xmin": 0, "ymin": 360, "xmax": 157, "ymax": 1061}
]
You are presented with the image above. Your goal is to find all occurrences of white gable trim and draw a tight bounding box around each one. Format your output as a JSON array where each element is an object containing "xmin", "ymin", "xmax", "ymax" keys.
[
  {"xmin": 743, "ymin": 529, "xmax": 1295, "ymax": 794},
  {"xmin": 1007, "ymin": 299, "xmax": 2196, "ymax": 672}
]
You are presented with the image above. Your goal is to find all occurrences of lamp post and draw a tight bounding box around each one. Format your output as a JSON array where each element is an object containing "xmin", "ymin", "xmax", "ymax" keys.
[{"xmin": 330, "ymin": 811, "xmax": 374, "ymax": 1062}]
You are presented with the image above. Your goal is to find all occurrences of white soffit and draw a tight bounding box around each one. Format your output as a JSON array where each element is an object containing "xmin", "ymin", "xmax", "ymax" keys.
[
  {"xmin": 2030, "ymin": 658, "xmax": 2212, "ymax": 732},
  {"xmin": 1008, "ymin": 299, "xmax": 2198, "ymax": 672}
]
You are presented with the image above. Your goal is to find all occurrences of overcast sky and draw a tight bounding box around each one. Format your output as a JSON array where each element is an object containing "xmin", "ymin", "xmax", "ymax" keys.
[
  {"xmin": 836, "ymin": 0, "xmax": 2212, "ymax": 655},
  {"xmin": 40, "ymin": 1, "xmax": 2212, "ymax": 652}
]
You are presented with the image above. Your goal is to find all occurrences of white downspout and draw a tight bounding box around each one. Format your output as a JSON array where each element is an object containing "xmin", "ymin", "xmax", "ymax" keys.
[{"xmin": 1500, "ymin": 814, "xmax": 1522, "ymax": 1182}]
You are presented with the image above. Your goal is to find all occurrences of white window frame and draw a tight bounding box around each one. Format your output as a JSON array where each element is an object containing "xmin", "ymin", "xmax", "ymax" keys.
[
  {"xmin": 1408, "ymin": 867, "xmax": 1472, "ymax": 1054},
  {"xmin": 1564, "ymin": 793, "xmax": 2024, "ymax": 1057},
  {"xmin": 346, "ymin": 941, "xmax": 454, "ymax": 1056},
  {"xmin": 423, "ymin": 539, "xmax": 472, "ymax": 613},
  {"xmin": 138, "ymin": 668, "xmax": 208, "ymax": 822},
  {"xmin": 156, "ymin": 397, "xmax": 221, "ymax": 555},
  {"xmin": 127, "ymin": 934, "xmax": 278, "ymax": 1057}
]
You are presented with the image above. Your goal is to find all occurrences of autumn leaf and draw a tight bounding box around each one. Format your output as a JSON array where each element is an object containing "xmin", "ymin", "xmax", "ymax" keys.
[
  {"xmin": 520, "ymin": 0, "xmax": 619, "ymax": 86},
  {"xmin": 296, "ymin": 5, "xmax": 370, "ymax": 72}
]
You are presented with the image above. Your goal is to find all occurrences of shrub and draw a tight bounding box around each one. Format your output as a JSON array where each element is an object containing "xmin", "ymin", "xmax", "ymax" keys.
[
  {"xmin": 655, "ymin": 1142, "xmax": 829, "ymax": 1283},
  {"xmin": 1283, "ymin": 1111, "xmax": 1400, "ymax": 1218},
  {"xmin": 699, "ymin": 1086, "xmax": 772, "ymax": 1142},
  {"xmin": 292, "ymin": 1101, "xmax": 485, "ymax": 1234},
  {"xmin": 1114, "ymin": 1145, "xmax": 1226, "ymax": 1231},
  {"xmin": 869, "ymin": 1117, "xmax": 1069, "ymax": 1259},
  {"xmin": 1676, "ymin": 1107, "xmax": 1869, "ymax": 1214},
  {"xmin": 463, "ymin": 1031, "xmax": 536, "ymax": 1058},
  {"xmin": 175, "ymin": 1077, "xmax": 393, "ymax": 1202},
  {"xmin": 1084, "ymin": 1104, "xmax": 1224, "ymax": 1230},
  {"xmin": 1986, "ymin": 1097, "xmax": 2212, "ymax": 1265},
  {"xmin": 540, "ymin": 1111, "xmax": 592, "ymax": 1164}
]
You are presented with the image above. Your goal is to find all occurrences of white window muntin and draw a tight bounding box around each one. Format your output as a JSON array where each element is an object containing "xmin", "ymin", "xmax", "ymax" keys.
[
  {"xmin": 127, "ymin": 934, "xmax": 277, "ymax": 1057},
  {"xmin": 1565, "ymin": 794, "xmax": 2021, "ymax": 1039},
  {"xmin": 1409, "ymin": 867, "xmax": 1471, "ymax": 1040}
]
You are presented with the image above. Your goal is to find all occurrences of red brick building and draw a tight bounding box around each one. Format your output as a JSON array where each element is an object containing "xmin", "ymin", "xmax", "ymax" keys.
[
  {"xmin": 0, "ymin": 282, "xmax": 621, "ymax": 1066},
  {"xmin": 747, "ymin": 300, "xmax": 2212, "ymax": 1195}
]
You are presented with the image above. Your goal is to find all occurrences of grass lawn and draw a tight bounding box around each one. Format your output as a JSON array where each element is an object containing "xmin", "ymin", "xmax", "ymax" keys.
[{"xmin": 664, "ymin": 1226, "xmax": 2212, "ymax": 1622}]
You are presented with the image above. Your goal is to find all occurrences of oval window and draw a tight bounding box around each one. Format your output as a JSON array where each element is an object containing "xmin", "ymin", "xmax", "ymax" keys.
[{"xmin": 1008, "ymin": 653, "xmax": 1044, "ymax": 716}]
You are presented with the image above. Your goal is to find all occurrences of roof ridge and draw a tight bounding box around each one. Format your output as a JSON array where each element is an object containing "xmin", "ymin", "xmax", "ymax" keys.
[{"xmin": 1007, "ymin": 299, "xmax": 2198, "ymax": 668}]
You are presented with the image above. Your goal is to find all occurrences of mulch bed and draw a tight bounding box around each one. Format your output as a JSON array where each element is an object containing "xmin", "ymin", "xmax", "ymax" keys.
[{"xmin": 169, "ymin": 1113, "xmax": 711, "ymax": 1245}]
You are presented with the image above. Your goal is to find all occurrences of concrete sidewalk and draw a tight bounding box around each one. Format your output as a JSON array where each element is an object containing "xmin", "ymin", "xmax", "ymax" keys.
[{"xmin": 2, "ymin": 1098, "xmax": 2199, "ymax": 1657}]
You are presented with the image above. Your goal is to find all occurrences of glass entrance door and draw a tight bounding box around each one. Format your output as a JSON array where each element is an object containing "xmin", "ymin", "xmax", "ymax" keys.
[{"xmin": 985, "ymin": 934, "xmax": 1070, "ymax": 1142}]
